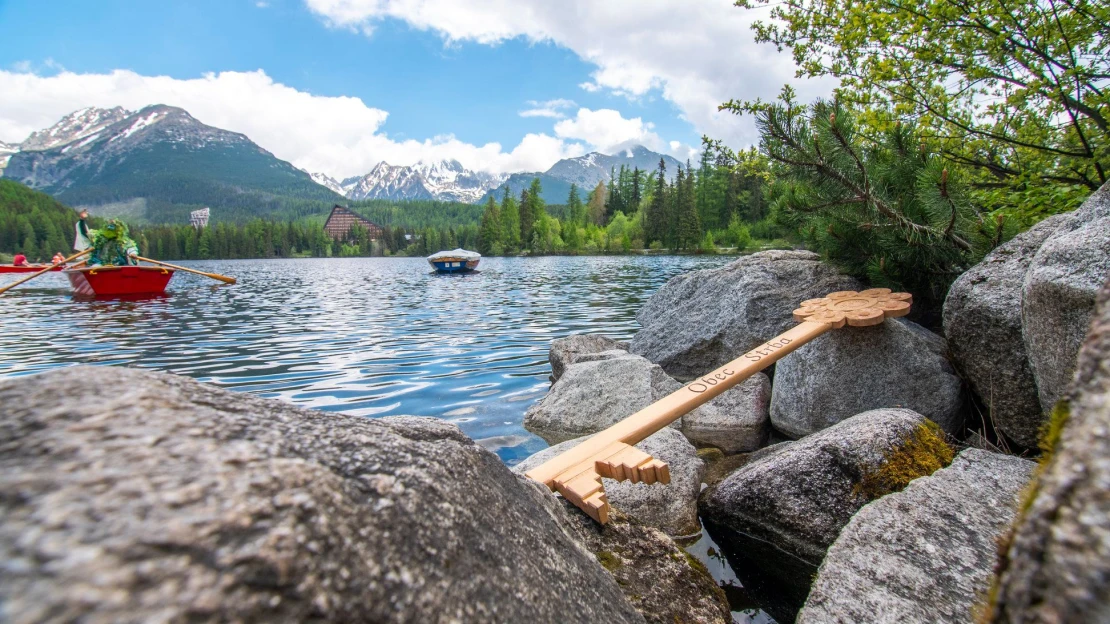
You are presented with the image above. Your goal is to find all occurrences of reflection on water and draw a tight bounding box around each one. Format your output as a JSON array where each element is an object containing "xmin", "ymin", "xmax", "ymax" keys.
[
  {"xmin": 0, "ymin": 255, "xmax": 733, "ymax": 464},
  {"xmin": 685, "ymin": 528, "xmax": 780, "ymax": 624}
]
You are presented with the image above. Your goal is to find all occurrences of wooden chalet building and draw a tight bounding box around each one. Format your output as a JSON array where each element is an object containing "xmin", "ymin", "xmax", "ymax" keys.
[{"xmin": 323, "ymin": 205, "xmax": 384, "ymax": 242}]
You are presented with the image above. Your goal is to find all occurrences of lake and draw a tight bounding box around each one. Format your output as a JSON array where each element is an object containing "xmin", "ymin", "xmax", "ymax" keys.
[
  {"xmin": 0, "ymin": 255, "xmax": 737, "ymax": 465},
  {"xmin": 2, "ymin": 253, "xmax": 784, "ymax": 623}
]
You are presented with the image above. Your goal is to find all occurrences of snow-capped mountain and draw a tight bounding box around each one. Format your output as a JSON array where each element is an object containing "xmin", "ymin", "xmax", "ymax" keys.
[
  {"xmin": 310, "ymin": 172, "xmax": 344, "ymax": 195},
  {"xmin": 479, "ymin": 145, "xmax": 684, "ymax": 204},
  {"xmin": 20, "ymin": 106, "xmax": 132, "ymax": 152},
  {"xmin": 4, "ymin": 105, "xmax": 337, "ymax": 219},
  {"xmin": 345, "ymin": 162, "xmax": 435, "ymax": 201},
  {"xmin": 324, "ymin": 159, "xmax": 508, "ymax": 203},
  {"xmin": 319, "ymin": 145, "xmax": 681, "ymax": 205},
  {"xmin": 0, "ymin": 141, "xmax": 18, "ymax": 173},
  {"xmin": 545, "ymin": 145, "xmax": 682, "ymax": 189},
  {"xmin": 412, "ymin": 159, "xmax": 507, "ymax": 203}
]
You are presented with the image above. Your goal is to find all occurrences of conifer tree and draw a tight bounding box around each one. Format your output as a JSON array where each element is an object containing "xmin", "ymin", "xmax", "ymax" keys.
[
  {"xmin": 678, "ymin": 164, "xmax": 701, "ymax": 249},
  {"xmin": 518, "ymin": 178, "xmax": 544, "ymax": 248},
  {"xmin": 645, "ymin": 158, "xmax": 668, "ymax": 246},
  {"xmin": 667, "ymin": 167, "xmax": 685, "ymax": 249},
  {"xmin": 528, "ymin": 177, "xmax": 546, "ymax": 221},
  {"xmin": 629, "ymin": 168, "xmax": 642, "ymax": 214},
  {"xmin": 566, "ymin": 183, "xmax": 586, "ymax": 227},
  {"xmin": 477, "ymin": 195, "xmax": 501, "ymax": 255},
  {"xmin": 695, "ymin": 146, "xmax": 716, "ymax": 230},
  {"xmin": 499, "ymin": 186, "xmax": 521, "ymax": 252},
  {"xmin": 604, "ymin": 166, "xmax": 624, "ymax": 221},
  {"xmin": 753, "ymin": 96, "xmax": 1009, "ymax": 307}
]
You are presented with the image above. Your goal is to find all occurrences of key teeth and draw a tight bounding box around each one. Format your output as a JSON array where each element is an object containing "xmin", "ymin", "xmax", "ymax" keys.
[{"xmin": 553, "ymin": 443, "xmax": 671, "ymax": 525}]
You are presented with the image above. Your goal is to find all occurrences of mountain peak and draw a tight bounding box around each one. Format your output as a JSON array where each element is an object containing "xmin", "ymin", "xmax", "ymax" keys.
[
  {"xmin": 20, "ymin": 106, "xmax": 133, "ymax": 152},
  {"xmin": 542, "ymin": 145, "xmax": 681, "ymax": 190}
]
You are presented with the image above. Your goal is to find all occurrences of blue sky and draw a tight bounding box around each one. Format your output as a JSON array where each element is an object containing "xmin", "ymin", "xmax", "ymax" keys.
[{"xmin": 0, "ymin": 0, "xmax": 828, "ymax": 177}]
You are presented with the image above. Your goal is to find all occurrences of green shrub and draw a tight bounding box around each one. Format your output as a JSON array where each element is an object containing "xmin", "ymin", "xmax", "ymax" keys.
[{"xmin": 750, "ymin": 96, "xmax": 1012, "ymax": 310}]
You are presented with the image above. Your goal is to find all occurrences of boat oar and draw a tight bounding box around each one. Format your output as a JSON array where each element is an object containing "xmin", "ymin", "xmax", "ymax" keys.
[
  {"xmin": 0, "ymin": 249, "xmax": 91, "ymax": 296},
  {"xmin": 134, "ymin": 256, "xmax": 237, "ymax": 285}
]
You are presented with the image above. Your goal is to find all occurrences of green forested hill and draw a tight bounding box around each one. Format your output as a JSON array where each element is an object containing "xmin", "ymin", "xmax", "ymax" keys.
[
  {"xmin": 33, "ymin": 140, "xmax": 342, "ymax": 223},
  {"xmin": 0, "ymin": 179, "xmax": 85, "ymax": 261}
]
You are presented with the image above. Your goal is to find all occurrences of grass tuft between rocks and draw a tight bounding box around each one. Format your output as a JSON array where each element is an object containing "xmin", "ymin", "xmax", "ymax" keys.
[{"xmin": 855, "ymin": 420, "xmax": 955, "ymax": 500}]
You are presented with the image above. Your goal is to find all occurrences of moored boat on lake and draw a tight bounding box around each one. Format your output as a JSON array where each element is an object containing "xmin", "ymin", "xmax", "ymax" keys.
[
  {"xmin": 427, "ymin": 248, "xmax": 481, "ymax": 273},
  {"xmin": 0, "ymin": 264, "xmax": 65, "ymax": 274},
  {"xmin": 64, "ymin": 265, "xmax": 175, "ymax": 296}
]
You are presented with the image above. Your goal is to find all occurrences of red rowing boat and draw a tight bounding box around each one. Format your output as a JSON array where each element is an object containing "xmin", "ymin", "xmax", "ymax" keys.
[
  {"xmin": 64, "ymin": 265, "xmax": 175, "ymax": 296},
  {"xmin": 0, "ymin": 264, "xmax": 65, "ymax": 274}
]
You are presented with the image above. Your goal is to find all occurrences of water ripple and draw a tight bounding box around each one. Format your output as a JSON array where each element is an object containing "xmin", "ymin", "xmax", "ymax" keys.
[{"xmin": 0, "ymin": 255, "xmax": 733, "ymax": 464}]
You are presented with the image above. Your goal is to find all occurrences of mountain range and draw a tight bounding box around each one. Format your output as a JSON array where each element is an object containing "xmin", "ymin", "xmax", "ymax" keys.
[
  {"xmin": 318, "ymin": 145, "xmax": 682, "ymax": 205},
  {"xmin": 1, "ymin": 105, "xmax": 686, "ymax": 223}
]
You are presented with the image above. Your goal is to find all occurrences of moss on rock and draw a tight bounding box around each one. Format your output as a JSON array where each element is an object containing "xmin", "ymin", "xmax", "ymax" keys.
[
  {"xmin": 856, "ymin": 420, "xmax": 955, "ymax": 500},
  {"xmin": 596, "ymin": 551, "xmax": 623, "ymax": 572}
]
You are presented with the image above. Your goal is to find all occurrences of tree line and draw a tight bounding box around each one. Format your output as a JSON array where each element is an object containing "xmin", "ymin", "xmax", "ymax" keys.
[{"xmin": 472, "ymin": 154, "xmax": 781, "ymax": 257}]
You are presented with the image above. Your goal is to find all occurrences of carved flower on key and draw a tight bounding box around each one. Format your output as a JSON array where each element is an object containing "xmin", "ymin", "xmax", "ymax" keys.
[{"xmin": 792, "ymin": 288, "xmax": 913, "ymax": 328}]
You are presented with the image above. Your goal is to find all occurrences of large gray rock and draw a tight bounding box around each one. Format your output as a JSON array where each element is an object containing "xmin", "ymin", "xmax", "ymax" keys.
[
  {"xmin": 526, "ymin": 352, "xmax": 770, "ymax": 454},
  {"xmin": 630, "ymin": 250, "xmax": 861, "ymax": 380},
  {"xmin": 1022, "ymin": 181, "xmax": 1110, "ymax": 412},
  {"xmin": 943, "ymin": 215, "xmax": 1066, "ymax": 447},
  {"xmin": 523, "ymin": 354, "xmax": 679, "ymax": 444},
  {"xmin": 514, "ymin": 427, "xmax": 704, "ymax": 536},
  {"xmin": 550, "ymin": 334, "xmax": 628, "ymax": 381},
  {"xmin": 519, "ymin": 478, "xmax": 730, "ymax": 624},
  {"xmin": 0, "ymin": 366, "xmax": 644, "ymax": 624},
  {"xmin": 770, "ymin": 319, "xmax": 964, "ymax": 437},
  {"xmin": 799, "ymin": 448, "xmax": 1035, "ymax": 624},
  {"xmin": 700, "ymin": 408, "xmax": 947, "ymax": 567},
  {"xmin": 987, "ymin": 276, "xmax": 1110, "ymax": 623},
  {"xmin": 681, "ymin": 373, "xmax": 771, "ymax": 453}
]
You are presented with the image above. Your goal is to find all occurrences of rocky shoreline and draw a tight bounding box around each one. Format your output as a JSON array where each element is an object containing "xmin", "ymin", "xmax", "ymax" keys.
[{"xmin": 1, "ymin": 183, "xmax": 1108, "ymax": 622}]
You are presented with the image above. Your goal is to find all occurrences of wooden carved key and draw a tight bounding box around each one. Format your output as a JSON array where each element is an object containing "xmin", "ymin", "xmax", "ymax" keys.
[{"xmin": 525, "ymin": 289, "xmax": 912, "ymax": 524}]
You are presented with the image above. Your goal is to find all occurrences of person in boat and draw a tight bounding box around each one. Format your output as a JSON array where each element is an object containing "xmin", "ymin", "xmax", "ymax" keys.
[
  {"xmin": 88, "ymin": 220, "xmax": 139, "ymax": 266},
  {"xmin": 74, "ymin": 209, "xmax": 93, "ymax": 252},
  {"xmin": 12, "ymin": 252, "xmax": 28, "ymax": 267},
  {"xmin": 52, "ymin": 251, "xmax": 66, "ymax": 265}
]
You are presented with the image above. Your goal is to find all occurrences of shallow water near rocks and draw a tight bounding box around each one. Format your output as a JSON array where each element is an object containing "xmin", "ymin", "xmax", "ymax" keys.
[{"xmin": 0, "ymin": 254, "xmax": 776, "ymax": 622}]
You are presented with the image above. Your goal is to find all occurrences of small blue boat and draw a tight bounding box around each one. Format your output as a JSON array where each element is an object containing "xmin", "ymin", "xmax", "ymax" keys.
[{"xmin": 427, "ymin": 248, "xmax": 481, "ymax": 273}]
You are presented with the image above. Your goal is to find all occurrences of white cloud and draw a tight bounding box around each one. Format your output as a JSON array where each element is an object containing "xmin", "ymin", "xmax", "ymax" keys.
[
  {"xmin": 555, "ymin": 108, "xmax": 661, "ymax": 153},
  {"xmin": 302, "ymin": 0, "xmax": 836, "ymax": 148},
  {"xmin": 256, "ymin": 1, "xmax": 270, "ymax": 7},
  {"xmin": 519, "ymin": 98, "xmax": 576, "ymax": 119},
  {"xmin": 0, "ymin": 68, "xmax": 595, "ymax": 178}
]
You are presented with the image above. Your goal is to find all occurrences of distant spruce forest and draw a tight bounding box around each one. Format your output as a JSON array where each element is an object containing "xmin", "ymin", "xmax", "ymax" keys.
[{"xmin": 0, "ymin": 148, "xmax": 785, "ymax": 262}]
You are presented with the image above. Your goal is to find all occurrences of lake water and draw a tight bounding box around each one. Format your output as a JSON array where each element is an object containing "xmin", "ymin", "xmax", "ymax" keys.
[
  {"xmin": 1, "ymin": 254, "xmax": 783, "ymax": 623},
  {"xmin": 0, "ymin": 255, "xmax": 737, "ymax": 465}
]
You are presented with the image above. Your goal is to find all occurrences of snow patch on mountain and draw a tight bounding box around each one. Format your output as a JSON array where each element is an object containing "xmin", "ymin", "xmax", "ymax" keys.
[
  {"xmin": 309, "ymin": 172, "xmax": 344, "ymax": 195},
  {"xmin": 113, "ymin": 110, "xmax": 166, "ymax": 142},
  {"xmin": 0, "ymin": 141, "xmax": 18, "ymax": 173},
  {"xmin": 21, "ymin": 106, "xmax": 132, "ymax": 151}
]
